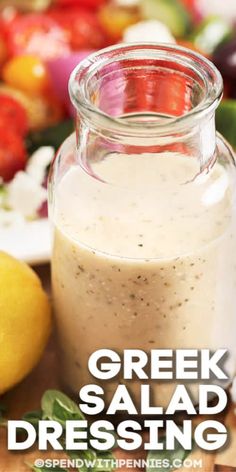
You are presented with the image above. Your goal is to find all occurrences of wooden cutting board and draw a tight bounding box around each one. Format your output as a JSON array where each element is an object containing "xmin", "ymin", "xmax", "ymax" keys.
[
  {"xmin": 0, "ymin": 265, "xmax": 235, "ymax": 472},
  {"xmin": 1, "ymin": 336, "xmax": 236, "ymax": 472}
]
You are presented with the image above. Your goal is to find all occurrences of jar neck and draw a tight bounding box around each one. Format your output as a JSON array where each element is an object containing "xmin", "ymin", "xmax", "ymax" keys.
[
  {"xmin": 75, "ymin": 110, "xmax": 216, "ymax": 178},
  {"xmin": 69, "ymin": 44, "xmax": 222, "ymax": 174}
]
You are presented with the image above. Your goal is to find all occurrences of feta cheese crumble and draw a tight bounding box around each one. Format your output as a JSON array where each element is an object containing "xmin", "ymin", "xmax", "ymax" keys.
[
  {"xmin": 26, "ymin": 146, "xmax": 54, "ymax": 185},
  {"xmin": 7, "ymin": 171, "xmax": 47, "ymax": 218},
  {"xmin": 0, "ymin": 146, "xmax": 54, "ymax": 225},
  {"xmin": 123, "ymin": 20, "xmax": 176, "ymax": 44}
]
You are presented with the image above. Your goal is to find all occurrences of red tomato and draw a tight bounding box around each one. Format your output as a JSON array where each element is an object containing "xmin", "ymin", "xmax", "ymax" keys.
[
  {"xmin": 48, "ymin": 7, "xmax": 107, "ymax": 50},
  {"xmin": 177, "ymin": 39, "xmax": 209, "ymax": 57},
  {"xmin": 179, "ymin": 0, "xmax": 202, "ymax": 23},
  {"xmin": 6, "ymin": 13, "xmax": 70, "ymax": 60},
  {"xmin": 55, "ymin": 0, "xmax": 105, "ymax": 9},
  {"xmin": 0, "ymin": 19, "xmax": 9, "ymax": 66},
  {"xmin": 0, "ymin": 128, "xmax": 27, "ymax": 182},
  {"xmin": 0, "ymin": 35, "xmax": 7, "ymax": 68},
  {"xmin": 180, "ymin": 0, "xmax": 195, "ymax": 7},
  {"xmin": 0, "ymin": 95, "xmax": 29, "ymax": 136}
]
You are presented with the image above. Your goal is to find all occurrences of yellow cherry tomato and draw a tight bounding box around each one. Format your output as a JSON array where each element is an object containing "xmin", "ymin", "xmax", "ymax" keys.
[
  {"xmin": 0, "ymin": 85, "xmax": 63, "ymax": 130},
  {"xmin": 2, "ymin": 55, "xmax": 50, "ymax": 96},
  {"xmin": 99, "ymin": 4, "xmax": 140, "ymax": 41}
]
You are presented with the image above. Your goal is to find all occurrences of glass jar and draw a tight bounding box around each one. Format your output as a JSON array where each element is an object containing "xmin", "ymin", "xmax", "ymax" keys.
[{"xmin": 49, "ymin": 44, "xmax": 236, "ymax": 408}]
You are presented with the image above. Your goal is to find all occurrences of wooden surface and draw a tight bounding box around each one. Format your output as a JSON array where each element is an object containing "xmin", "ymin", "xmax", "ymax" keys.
[{"xmin": 0, "ymin": 264, "xmax": 236, "ymax": 472}]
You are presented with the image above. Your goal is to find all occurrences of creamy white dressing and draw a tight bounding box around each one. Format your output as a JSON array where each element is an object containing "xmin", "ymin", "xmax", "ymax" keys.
[{"xmin": 52, "ymin": 152, "xmax": 236, "ymax": 406}]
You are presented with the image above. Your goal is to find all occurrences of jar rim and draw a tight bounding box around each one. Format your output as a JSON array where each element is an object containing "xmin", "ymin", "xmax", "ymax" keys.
[{"xmin": 69, "ymin": 43, "xmax": 223, "ymax": 137}]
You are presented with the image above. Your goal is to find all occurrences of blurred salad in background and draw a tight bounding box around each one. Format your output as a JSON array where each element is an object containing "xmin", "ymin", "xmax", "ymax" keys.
[{"xmin": 0, "ymin": 0, "xmax": 236, "ymax": 228}]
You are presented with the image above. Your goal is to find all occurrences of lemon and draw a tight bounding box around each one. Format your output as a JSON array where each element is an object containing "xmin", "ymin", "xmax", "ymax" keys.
[{"xmin": 0, "ymin": 252, "xmax": 51, "ymax": 394}]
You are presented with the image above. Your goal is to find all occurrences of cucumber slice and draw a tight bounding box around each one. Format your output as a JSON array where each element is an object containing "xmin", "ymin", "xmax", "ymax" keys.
[
  {"xmin": 191, "ymin": 16, "xmax": 233, "ymax": 55},
  {"xmin": 140, "ymin": 0, "xmax": 191, "ymax": 38},
  {"xmin": 216, "ymin": 100, "xmax": 236, "ymax": 149}
]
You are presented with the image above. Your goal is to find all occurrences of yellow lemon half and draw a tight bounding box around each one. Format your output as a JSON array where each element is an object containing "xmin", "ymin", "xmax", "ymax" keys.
[{"xmin": 0, "ymin": 252, "xmax": 51, "ymax": 394}]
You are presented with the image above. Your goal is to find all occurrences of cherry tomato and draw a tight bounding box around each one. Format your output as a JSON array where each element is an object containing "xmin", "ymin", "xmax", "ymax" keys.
[
  {"xmin": 98, "ymin": 4, "xmax": 140, "ymax": 42},
  {"xmin": 48, "ymin": 7, "xmax": 107, "ymax": 50},
  {"xmin": 0, "ymin": 85, "xmax": 64, "ymax": 130},
  {"xmin": 177, "ymin": 40, "xmax": 209, "ymax": 57},
  {"xmin": 0, "ymin": 22, "xmax": 8, "ymax": 68},
  {"xmin": 3, "ymin": 55, "xmax": 50, "ymax": 96},
  {"xmin": 6, "ymin": 13, "xmax": 70, "ymax": 60},
  {"xmin": 179, "ymin": 0, "xmax": 202, "ymax": 23},
  {"xmin": 41, "ymin": 91, "xmax": 64, "ymax": 128},
  {"xmin": 0, "ymin": 39, "xmax": 7, "ymax": 70},
  {"xmin": 55, "ymin": 0, "xmax": 105, "ymax": 8},
  {"xmin": 0, "ymin": 95, "xmax": 29, "ymax": 136},
  {"xmin": 0, "ymin": 128, "xmax": 27, "ymax": 182}
]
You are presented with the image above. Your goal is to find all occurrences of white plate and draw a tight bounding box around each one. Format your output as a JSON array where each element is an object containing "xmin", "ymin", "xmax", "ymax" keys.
[{"xmin": 0, "ymin": 218, "xmax": 51, "ymax": 265}]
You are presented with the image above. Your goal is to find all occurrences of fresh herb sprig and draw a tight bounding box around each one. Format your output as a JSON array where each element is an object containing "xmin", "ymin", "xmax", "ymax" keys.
[
  {"xmin": 1, "ymin": 390, "xmax": 192, "ymax": 472},
  {"xmin": 0, "ymin": 402, "xmax": 7, "ymax": 427},
  {"xmin": 24, "ymin": 389, "xmax": 115, "ymax": 472},
  {"xmin": 28, "ymin": 465, "xmax": 67, "ymax": 472},
  {"xmin": 147, "ymin": 445, "xmax": 191, "ymax": 472},
  {"xmin": 0, "ymin": 402, "xmax": 6, "ymax": 417}
]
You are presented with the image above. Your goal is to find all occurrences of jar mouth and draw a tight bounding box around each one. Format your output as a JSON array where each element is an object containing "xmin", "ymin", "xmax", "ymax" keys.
[{"xmin": 69, "ymin": 43, "xmax": 223, "ymax": 137}]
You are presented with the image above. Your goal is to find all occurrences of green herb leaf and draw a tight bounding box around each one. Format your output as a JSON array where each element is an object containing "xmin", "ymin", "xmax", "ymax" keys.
[
  {"xmin": 30, "ymin": 466, "xmax": 68, "ymax": 472},
  {"xmin": 52, "ymin": 399, "xmax": 83, "ymax": 425},
  {"xmin": 0, "ymin": 403, "xmax": 7, "ymax": 426},
  {"xmin": 26, "ymin": 119, "xmax": 74, "ymax": 155},
  {"xmin": 23, "ymin": 389, "xmax": 116, "ymax": 472},
  {"xmin": 147, "ymin": 446, "xmax": 191, "ymax": 472},
  {"xmin": 22, "ymin": 410, "xmax": 42, "ymax": 428},
  {"xmin": 25, "ymin": 460, "xmax": 68, "ymax": 472},
  {"xmin": 95, "ymin": 451, "xmax": 116, "ymax": 472},
  {"xmin": 67, "ymin": 450, "xmax": 115, "ymax": 472},
  {"xmin": 0, "ymin": 403, "xmax": 6, "ymax": 417},
  {"xmin": 41, "ymin": 390, "xmax": 84, "ymax": 424},
  {"xmin": 67, "ymin": 449, "xmax": 97, "ymax": 472}
]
